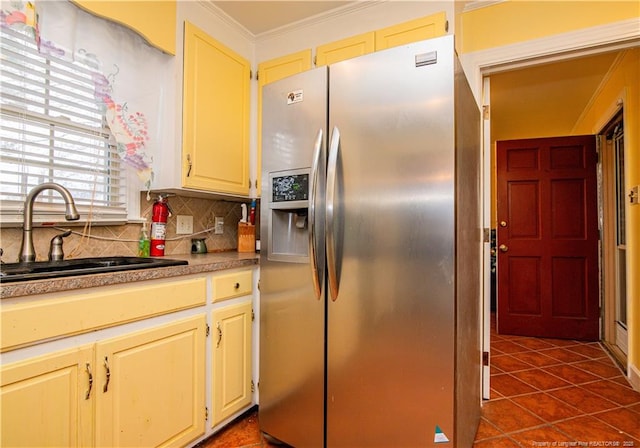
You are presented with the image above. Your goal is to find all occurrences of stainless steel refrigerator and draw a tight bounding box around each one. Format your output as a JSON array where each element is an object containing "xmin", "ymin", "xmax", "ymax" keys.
[{"xmin": 259, "ymin": 35, "xmax": 481, "ymax": 447}]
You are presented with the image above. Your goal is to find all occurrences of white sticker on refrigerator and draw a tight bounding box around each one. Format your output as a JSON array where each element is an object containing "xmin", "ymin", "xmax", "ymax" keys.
[
  {"xmin": 287, "ymin": 89, "xmax": 303, "ymax": 105},
  {"xmin": 434, "ymin": 425, "xmax": 450, "ymax": 443}
]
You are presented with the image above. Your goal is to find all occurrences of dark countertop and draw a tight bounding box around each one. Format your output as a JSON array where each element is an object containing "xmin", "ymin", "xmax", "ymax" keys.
[{"xmin": 1, "ymin": 252, "xmax": 260, "ymax": 299}]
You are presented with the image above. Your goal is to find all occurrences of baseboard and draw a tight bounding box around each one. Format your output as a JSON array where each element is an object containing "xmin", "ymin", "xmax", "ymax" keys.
[{"xmin": 629, "ymin": 364, "xmax": 640, "ymax": 392}]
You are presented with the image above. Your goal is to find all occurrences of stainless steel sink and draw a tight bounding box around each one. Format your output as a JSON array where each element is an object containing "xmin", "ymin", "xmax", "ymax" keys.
[{"xmin": 0, "ymin": 257, "xmax": 188, "ymax": 283}]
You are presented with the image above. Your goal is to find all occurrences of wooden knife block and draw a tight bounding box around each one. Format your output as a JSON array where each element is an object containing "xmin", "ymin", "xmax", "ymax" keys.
[{"xmin": 237, "ymin": 223, "xmax": 256, "ymax": 253}]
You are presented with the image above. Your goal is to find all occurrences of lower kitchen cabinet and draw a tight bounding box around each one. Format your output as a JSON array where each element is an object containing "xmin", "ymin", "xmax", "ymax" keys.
[
  {"xmin": 95, "ymin": 315, "xmax": 206, "ymax": 447},
  {"xmin": 0, "ymin": 315, "xmax": 206, "ymax": 447},
  {"xmin": 211, "ymin": 301, "xmax": 253, "ymax": 426},
  {"xmin": 1, "ymin": 345, "xmax": 94, "ymax": 447}
]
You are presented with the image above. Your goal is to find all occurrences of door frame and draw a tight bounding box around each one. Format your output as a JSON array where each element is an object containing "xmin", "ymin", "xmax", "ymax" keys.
[
  {"xmin": 598, "ymin": 103, "xmax": 629, "ymax": 367},
  {"xmin": 460, "ymin": 17, "xmax": 640, "ymax": 400}
]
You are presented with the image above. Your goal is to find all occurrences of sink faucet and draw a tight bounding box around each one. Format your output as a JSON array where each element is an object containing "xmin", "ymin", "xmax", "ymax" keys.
[{"xmin": 19, "ymin": 183, "xmax": 80, "ymax": 262}]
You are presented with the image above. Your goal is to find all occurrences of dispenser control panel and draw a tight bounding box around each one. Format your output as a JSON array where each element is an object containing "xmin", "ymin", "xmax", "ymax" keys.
[{"xmin": 272, "ymin": 173, "xmax": 309, "ymax": 202}]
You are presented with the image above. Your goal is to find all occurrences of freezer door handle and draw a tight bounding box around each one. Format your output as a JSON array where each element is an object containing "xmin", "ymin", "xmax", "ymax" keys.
[
  {"xmin": 308, "ymin": 128, "xmax": 323, "ymax": 300},
  {"xmin": 326, "ymin": 126, "xmax": 341, "ymax": 301}
]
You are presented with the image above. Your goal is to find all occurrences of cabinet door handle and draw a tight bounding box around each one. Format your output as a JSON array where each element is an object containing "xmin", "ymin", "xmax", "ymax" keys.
[
  {"xmin": 103, "ymin": 356, "xmax": 111, "ymax": 393},
  {"xmin": 186, "ymin": 154, "xmax": 192, "ymax": 177},
  {"xmin": 85, "ymin": 363, "xmax": 93, "ymax": 400},
  {"xmin": 216, "ymin": 322, "xmax": 222, "ymax": 348}
]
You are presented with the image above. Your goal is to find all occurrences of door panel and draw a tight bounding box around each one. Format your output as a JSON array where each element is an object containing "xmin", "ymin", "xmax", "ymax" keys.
[
  {"xmin": 259, "ymin": 67, "xmax": 327, "ymax": 447},
  {"xmin": 212, "ymin": 301, "xmax": 253, "ymax": 426},
  {"xmin": 497, "ymin": 135, "xmax": 599, "ymax": 340},
  {"xmin": 1, "ymin": 346, "xmax": 93, "ymax": 447},
  {"xmin": 509, "ymin": 181, "xmax": 540, "ymax": 238},
  {"xmin": 95, "ymin": 316, "xmax": 206, "ymax": 447},
  {"xmin": 508, "ymin": 257, "xmax": 541, "ymax": 314},
  {"xmin": 327, "ymin": 36, "xmax": 457, "ymax": 447}
]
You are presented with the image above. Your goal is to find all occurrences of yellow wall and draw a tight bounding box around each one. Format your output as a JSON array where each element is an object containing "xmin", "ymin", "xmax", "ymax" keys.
[
  {"xmin": 573, "ymin": 49, "xmax": 640, "ymax": 375},
  {"xmin": 460, "ymin": 0, "xmax": 639, "ymax": 53},
  {"xmin": 72, "ymin": 1, "xmax": 176, "ymax": 55}
]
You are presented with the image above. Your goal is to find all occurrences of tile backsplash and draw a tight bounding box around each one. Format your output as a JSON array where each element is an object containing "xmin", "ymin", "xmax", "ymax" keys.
[{"xmin": 0, "ymin": 194, "xmax": 254, "ymax": 263}]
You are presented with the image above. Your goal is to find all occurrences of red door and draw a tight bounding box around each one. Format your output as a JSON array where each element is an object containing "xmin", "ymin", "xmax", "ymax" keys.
[{"xmin": 496, "ymin": 135, "xmax": 599, "ymax": 341}]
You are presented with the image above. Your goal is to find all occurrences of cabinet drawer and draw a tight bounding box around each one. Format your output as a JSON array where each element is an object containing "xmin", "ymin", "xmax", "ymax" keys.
[
  {"xmin": 1, "ymin": 277, "xmax": 206, "ymax": 352},
  {"xmin": 212, "ymin": 270, "xmax": 253, "ymax": 302}
]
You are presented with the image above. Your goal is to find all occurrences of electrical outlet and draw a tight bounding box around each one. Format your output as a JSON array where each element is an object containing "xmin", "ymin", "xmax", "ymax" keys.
[
  {"xmin": 176, "ymin": 215, "xmax": 193, "ymax": 234},
  {"xmin": 214, "ymin": 217, "xmax": 224, "ymax": 234}
]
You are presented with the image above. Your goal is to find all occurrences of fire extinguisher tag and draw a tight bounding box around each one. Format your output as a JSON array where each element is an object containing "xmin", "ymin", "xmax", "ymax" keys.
[{"xmin": 151, "ymin": 222, "xmax": 166, "ymax": 239}]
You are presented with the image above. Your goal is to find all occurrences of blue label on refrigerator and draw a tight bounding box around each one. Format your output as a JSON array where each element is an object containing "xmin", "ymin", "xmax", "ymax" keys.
[{"xmin": 434, "ymin": 425, "xmax": 450, "ymax": 443}]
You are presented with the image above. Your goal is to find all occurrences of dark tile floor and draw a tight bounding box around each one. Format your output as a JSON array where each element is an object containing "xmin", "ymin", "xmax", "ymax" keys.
[{"xmin": 198, "ymin": 318, "xmax": 640, "ymax": 447}]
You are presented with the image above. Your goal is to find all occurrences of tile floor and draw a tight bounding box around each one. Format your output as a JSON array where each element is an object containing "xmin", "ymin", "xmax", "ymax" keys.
[
  {"xmin": 476, "ymin": 319, "xmax": 640, "ymax": 447},
  {"xmin": 197, "ymin": 319, "xmax": 640, "ymax": 448}
]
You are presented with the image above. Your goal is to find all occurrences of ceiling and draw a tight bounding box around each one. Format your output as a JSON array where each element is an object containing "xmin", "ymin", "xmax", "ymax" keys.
[
  {"xmin": 212, "ymin": 1, "xmax": 621, "ymax": 143},
  {"xmin": 212, "ymin": 1, "xmax": 354, "ymax": 35},
  {"xmin": 490, "ymin": 51, "xmax": 621, "ymax": 142}
]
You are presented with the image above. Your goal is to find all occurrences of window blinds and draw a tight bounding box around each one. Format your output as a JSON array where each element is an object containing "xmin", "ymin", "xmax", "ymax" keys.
[{"xmin": 0, "ymin": 24, "xmax": 127, "ymax": 224}]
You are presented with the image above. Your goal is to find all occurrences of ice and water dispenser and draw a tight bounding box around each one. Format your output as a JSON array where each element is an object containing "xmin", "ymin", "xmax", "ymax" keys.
[{"xmin": 268, "ymin": 169, "xmax": 310, "ymax": 263}]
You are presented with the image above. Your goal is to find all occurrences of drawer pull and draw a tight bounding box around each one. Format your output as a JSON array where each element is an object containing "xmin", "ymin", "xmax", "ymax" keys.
[
  {"xmin": 85, "ymin": 363, "xmax": 93, "ymax": 400},
  {"xmin": 234, "ymin": 282, "xmax": 240, "ymax": 289},
  {"xmin": 103, "ymin": 356, "xmax": 111, "ymax": 393}
]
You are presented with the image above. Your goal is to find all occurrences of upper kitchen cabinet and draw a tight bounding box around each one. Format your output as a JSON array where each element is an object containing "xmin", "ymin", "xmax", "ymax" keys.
[
  {"xmin": 258, "ymin": 50, "xmax": 312, "ymax": 86},
  {"xmin": 73, "ymin": 1, "xmax": 176, "ymax": 54},
  {"xmin": 315, "ymin": 32, "xmax": 375, "ymax": 66},
  {"xmin": 375, "ymin": 12, "xmax": 448, "ymax": 50},
  {"xmin": 311, "ymin": 13, "xmax": 447, "ymax": 69},
  {"xmin": 256, "ymin": 50, "xmax": 313, "ymax": 197},
  {"xmin": 183, "ymin": 21, "xmax": 251, "ymax": 196}
]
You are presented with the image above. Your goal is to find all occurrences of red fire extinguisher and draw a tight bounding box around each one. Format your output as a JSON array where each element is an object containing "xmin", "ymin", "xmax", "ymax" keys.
[{"xmin": 150, "ymin": 194, "xmax": 172, "ymax": 256}]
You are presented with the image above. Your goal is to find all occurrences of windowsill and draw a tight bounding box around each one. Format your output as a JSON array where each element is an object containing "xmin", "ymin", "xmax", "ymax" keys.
[{"xmin": 0, "ymin": 216, "xmax": 138, "ymax": 228}]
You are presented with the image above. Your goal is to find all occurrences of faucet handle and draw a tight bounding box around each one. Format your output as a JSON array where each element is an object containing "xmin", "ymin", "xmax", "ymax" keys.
[{"xmin": 49, "ymin": 230, "xmax": 72, "ymax": 261}]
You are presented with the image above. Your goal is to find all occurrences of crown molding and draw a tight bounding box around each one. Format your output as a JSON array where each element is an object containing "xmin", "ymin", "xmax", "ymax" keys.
[
  {"xmin": 462, "ymin": 0, "xmax": 507, "ymax": 13},
  {"xmin": 198, "ymin": 1, "xmax": 386, "ymax": 42},
  {"xmin": 197, "ymin": 0, "xmax": 255, "ymax": 42},
  {"xmin": 255, "ymin": 1, "xmax": 385, "ymax": 40}
]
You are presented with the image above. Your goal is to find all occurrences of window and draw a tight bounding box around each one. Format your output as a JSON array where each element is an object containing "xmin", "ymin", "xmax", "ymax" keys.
[{"xmin": 0, "ymin": 23, "xmax": 127, "ymax": 224}]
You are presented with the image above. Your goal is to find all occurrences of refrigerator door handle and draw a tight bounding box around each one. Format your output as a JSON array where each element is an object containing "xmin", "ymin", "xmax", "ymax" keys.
[
  {"xmin": 326, "ymin": 126, "xmax": 340, "ymax": 301},
  {"xmin": 308, "ymin": 128, "xmax": 323, "ymax": 300}
]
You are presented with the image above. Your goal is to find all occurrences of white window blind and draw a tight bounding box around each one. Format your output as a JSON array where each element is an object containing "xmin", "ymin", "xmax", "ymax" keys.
[{"xmin": 0, "ymin": 24, "xmax": 127, "ymax": 225}]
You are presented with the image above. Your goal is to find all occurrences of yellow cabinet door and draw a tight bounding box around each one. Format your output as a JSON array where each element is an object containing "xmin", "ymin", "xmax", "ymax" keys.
[
  {"xmin": 183, "ymin": 22, "xmax": 250, "ymax": 196},
  {"xmin": 375, "ymin": 12, "xmax": 448, "ymax": 50},
  {"xmin": 315, "ymin": 31, "xmax": 375, "ymax": 66},
  {"xmin": 256, "ymin": 49, "xmax": 312, "ymax": 197},
  {"xmin": 95, "ymin": 315, "xmax": 206, "ymax": 447},
  {"xmin": 212, "ymin": 301, "xmax": 253, "ymax": 426},
  {"xmin": 1, "ymin": 345, "xmax": 94, "ymax": 447},
  {"xmin": 258, "ymin": 50, "xmax": 312, "ymax": 86}
]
